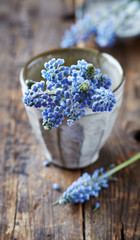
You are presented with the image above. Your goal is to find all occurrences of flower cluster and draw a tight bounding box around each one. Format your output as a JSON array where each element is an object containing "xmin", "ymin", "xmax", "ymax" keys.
[
  {"xmin": 61, "ymin": 15, "xmax": 96, "ymax": 48},
  {"xmin": 54, "ymin": 168, "xmax": 110, "ymax": 205},
  {"xmin": 22, "ymin": 58, "xmax": 116, "ymax": 130},
  {"xmin": 53, "ymin": 153, "xmax": 140, "ymax": 206},
  {"xmin": 61, "ymin": 0, "xmax": 140, "ymax": 48}
]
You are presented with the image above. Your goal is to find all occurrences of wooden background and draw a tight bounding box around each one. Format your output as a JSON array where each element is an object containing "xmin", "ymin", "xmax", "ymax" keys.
[{"xmin": 0, "ymin": 0, "xmax": 140, "ymax": 239}]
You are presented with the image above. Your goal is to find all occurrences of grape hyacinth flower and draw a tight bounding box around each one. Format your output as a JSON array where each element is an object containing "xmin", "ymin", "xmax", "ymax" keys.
[
  {"xmin": 43, "ymin": 160, "xmax": 51, "ymax": 167},
  {"xmin": 53, "ymin": 153, "xmax": 140, "ymax": 206},
  {"xmin": 22, "ymin": 58, "xmax": 116, "ymax": 130},
  {"xmin": 95, "ymin": 21, "xmax": 116, "ymax": 48},
  {"xmin": 61, "ymin": 15, "xmax": 96, "ymax": 48},
  {"xmin": 92, "ymin": 202, "xmax": 100, "ymax": 212},
  {"xmin": 53, "ymin": 183, "xmax": 61, "ymax": 191}
]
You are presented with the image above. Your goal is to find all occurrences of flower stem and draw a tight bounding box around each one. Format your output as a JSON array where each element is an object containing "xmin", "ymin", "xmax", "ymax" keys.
[
  {"xmin": 52, "ymin": 201, "xmax": 59, "ymax": 206},
  {"xmin": 99, "ymin": 152, "xmax": 140, "ymax": 180}
]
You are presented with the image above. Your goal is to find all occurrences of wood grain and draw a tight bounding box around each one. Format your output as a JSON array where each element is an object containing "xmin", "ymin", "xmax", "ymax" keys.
[
  {"xmin": 0, "ymin": 0, "xmax": 82, "ymax": 239},
  {"xmin": 0, "ymin": 0, "xmax": 140, "ymax": 239},
  {"xmin": 82, "ymin": 38, "xmax": 140, "ymax": 240}
]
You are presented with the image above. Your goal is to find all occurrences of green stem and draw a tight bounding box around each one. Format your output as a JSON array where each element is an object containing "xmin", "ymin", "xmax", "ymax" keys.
[
  {"xmin": 52, "ymin": 201, "xmax": 59, "ymax": 206},
  {"xmin": 99, "ymin": 152, "xmax": 140, "ymax": 180}
]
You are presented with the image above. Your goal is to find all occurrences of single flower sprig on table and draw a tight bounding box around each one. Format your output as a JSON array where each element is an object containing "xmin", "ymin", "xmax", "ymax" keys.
[
  {"xmin": 53, "ymin": 153, "xmax": 140, "ymax": 206},
  {"xmin": 22, "ymin": 58, "xmax": 116, "ymax": 130}
]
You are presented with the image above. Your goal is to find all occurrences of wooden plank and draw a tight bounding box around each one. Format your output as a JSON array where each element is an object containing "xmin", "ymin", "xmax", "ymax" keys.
[
  {"xmin": 0, "ymin": 0, "xmax": 83, "ymax": 239},
  {"xmin": 82, "ymin": 39, "xmax": 140, "ymax": 239},
  {"xmin": 74, "ymin": 1, "xmax": 140, "ymax": 238}
]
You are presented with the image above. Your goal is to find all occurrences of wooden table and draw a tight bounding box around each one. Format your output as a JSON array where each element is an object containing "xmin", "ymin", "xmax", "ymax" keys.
[{"xmin": 0, "ymin": 0, "xmax": 140, "ymax": 239}]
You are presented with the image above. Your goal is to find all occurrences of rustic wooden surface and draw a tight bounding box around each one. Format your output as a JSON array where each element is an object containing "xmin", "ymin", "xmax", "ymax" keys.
[{"xmin": 0, "ymin": 0, "xmax": 140, "ymax": 239}]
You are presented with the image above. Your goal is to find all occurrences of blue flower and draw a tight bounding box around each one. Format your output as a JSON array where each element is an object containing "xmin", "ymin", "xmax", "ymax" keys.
[
  {"xmin": 61, "ymin": 15, "xmax": 95, "ymax": 48},
  {"xmin": 53, "ymin": 168, "xmax": 110, "ymax": 205},
  {"xmin": 92, "ymin": 202, "xmax": 100, "ymax": 212},
  {"xmin": 60, "ymin": 0, "xmax": 138, "ymax": 48},
  {"xmin": 53, "ymin": 153, "xmax": 140, "ymax": 206},
  {"xmin": 53, "ymin": 183, "xmax": 61, "ymax": 191},
  {"xmin": 60, "ymin": 13, "xmax": 115, "ymax": 48},
  {"xmin": 22, "ymin": 58, "xmax": 116, "ymax": 130},
  {"xmin": 95, "ymin": 21, "xmax": 116, "ymax": 48},
  {"xmin": 43, "ymin": 161, "xmax": 51, "ymax": 167}
]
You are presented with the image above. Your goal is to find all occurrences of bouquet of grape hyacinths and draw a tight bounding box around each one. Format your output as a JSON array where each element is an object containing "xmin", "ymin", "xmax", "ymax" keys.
[{"xmin": 22, "ymin": 58, "xmax": 116, "ymax": 130}]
